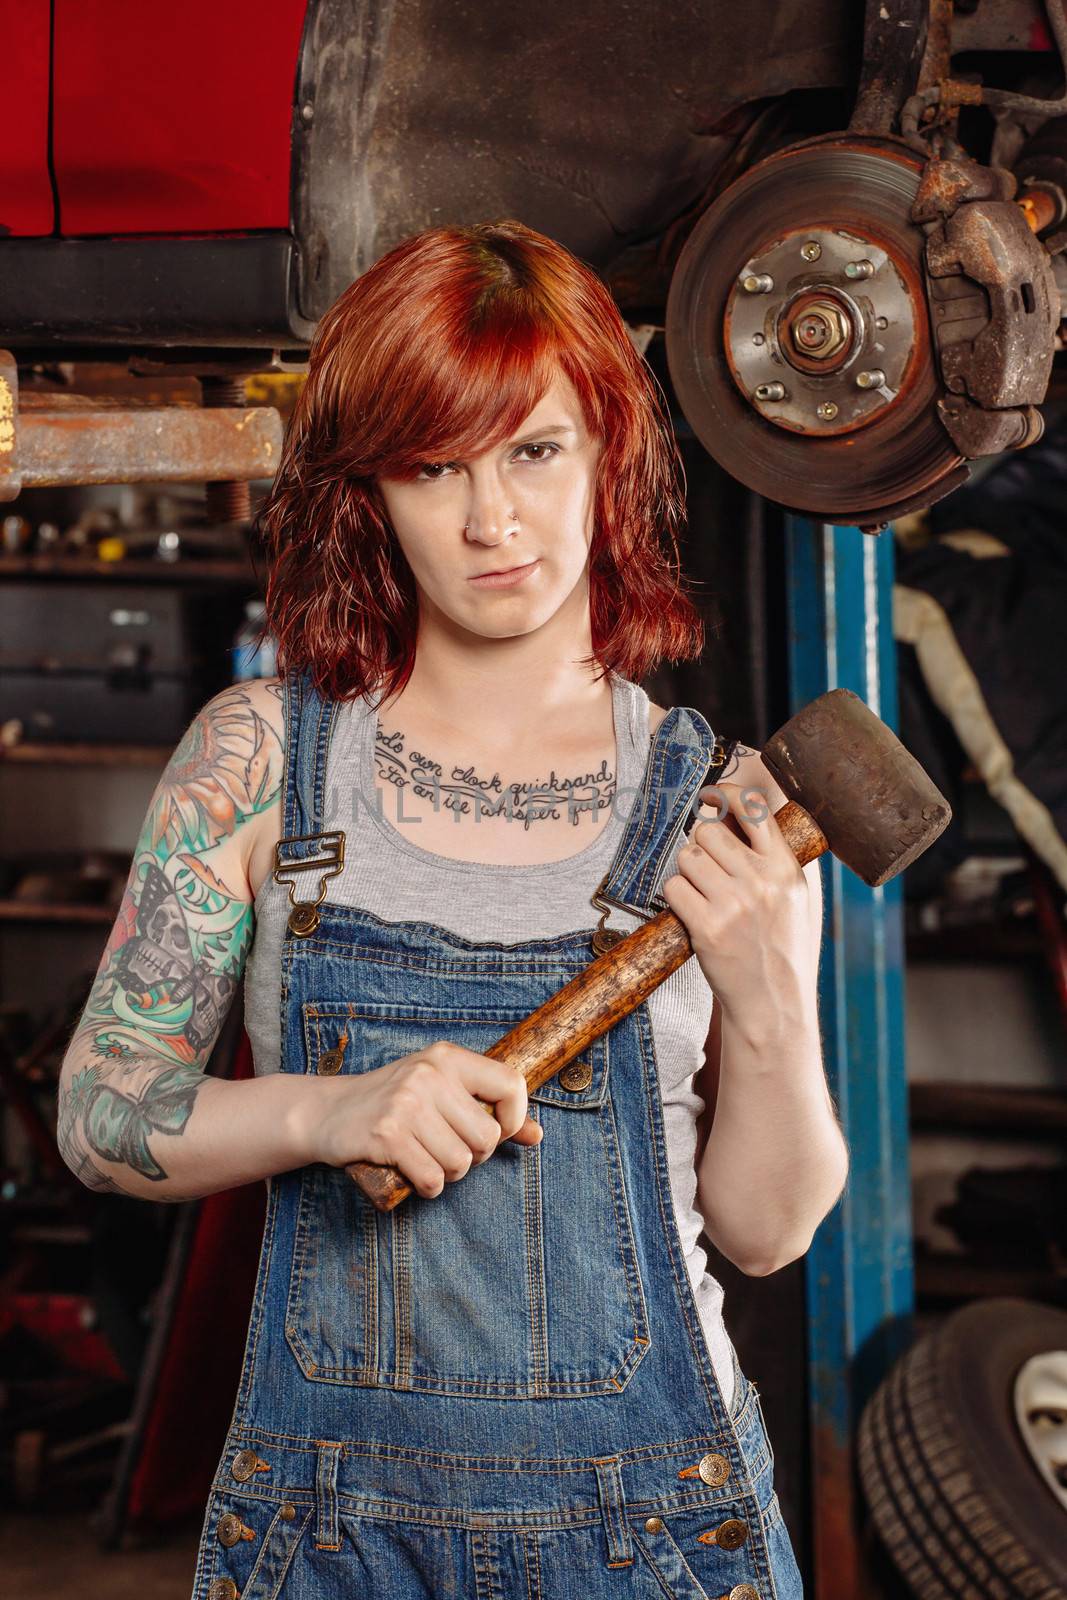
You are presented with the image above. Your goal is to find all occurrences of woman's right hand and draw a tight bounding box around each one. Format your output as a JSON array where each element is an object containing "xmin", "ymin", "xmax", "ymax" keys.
[{"xmin": 301, "ymin": 1041, "xmax": 544, "ymax": 1198}]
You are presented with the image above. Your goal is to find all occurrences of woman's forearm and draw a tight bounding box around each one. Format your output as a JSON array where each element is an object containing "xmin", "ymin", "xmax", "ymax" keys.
[
  {"xmin": 695, "ymin": 993, "xmax": 848, "ymax": 1275},
  {"xmin": 57, "ymin": 1043, "xmax": 318, "ymax": 1202}
]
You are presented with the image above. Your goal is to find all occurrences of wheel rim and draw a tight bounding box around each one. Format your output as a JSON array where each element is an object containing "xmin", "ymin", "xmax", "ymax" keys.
[{"xmin": 1014, "ymin": 1347, "xmax": 1067, "ymax": 1512}]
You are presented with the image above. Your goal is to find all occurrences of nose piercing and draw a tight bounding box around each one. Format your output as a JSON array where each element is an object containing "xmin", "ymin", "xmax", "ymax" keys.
[{"xmin": 464, "ymin": 514, "xmax": 520, "ymax": 533}]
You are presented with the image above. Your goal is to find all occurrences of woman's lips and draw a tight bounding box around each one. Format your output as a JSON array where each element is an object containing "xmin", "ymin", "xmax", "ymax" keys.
[{"xmin": 467, "ymin": 559, "xmax": 541, "ymax": 589}]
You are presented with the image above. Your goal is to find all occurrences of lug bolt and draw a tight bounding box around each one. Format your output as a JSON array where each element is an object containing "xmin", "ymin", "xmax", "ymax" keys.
[
  {"xmin": 754, "ymin": 382, "xmax": 787, "ymax": 402},
  {"xmin": 752, "ymin": 332, "xmax": 765, "ymax": 346},
  {"xmin": 801, "ymin": 240, "xmax": 822, "ymax": 262},
  {"xmin": 845, "ymin": 260, "xmax": 875, "ymax": 280},
  {"xmin": 876, "ymin": 315, "xmax": 889, "ymax": 329},
  {"xmin": 856, "ymin": 369, "xmax": 886, "ymax": 390},
  {"xmin": 816, "ymin": 401, "xmax": 839, "ymax": 421},
  {"xmin": 742, "ymin": 273, "xmax": 774, "ymax": 294}
]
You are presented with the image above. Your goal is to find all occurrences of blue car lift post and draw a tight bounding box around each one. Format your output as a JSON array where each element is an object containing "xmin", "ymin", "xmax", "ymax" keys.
[{"xmin": 784, "ymin": 517, "xmax": 914, "ymax": 1600}]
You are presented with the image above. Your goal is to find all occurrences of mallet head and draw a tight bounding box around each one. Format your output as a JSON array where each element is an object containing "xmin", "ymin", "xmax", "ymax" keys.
[{"xmin": 761, "ymin": 688, "xmax": 952, "ymax": 887}]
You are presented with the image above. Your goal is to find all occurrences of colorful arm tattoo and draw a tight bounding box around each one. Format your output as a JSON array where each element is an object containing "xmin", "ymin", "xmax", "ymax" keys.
[{"xmin": 57, "ymin": 682, "xmax": 283, "ymax": 1191}]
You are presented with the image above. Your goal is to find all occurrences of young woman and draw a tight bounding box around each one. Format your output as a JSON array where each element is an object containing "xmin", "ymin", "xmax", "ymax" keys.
[{"xmin": 59, "ymin": 220, "xmax": 847, "ymax": 1599}]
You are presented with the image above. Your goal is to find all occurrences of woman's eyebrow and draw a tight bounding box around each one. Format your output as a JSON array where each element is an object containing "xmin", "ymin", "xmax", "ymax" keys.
[{"xmin": 507, "ymin": 423, "xmax": 577, "ymax": 444}]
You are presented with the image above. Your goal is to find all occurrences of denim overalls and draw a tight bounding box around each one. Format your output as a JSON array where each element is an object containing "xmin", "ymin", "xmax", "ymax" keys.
[{"xmin": 190, "ymin": 670, "xmax": 804, "ymax": 1600}]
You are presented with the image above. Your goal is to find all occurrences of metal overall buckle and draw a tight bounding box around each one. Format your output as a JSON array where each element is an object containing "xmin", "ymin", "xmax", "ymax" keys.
[
  {"xmin": 588, "ymin": 736, "xmax": 730, "ymax": 956},
  {"xmin": 589, "ymin": 874, "xmax": 667, "ymax": 956},
  {"xmin": 273, "ymin": 830, "xmax": 346, "ymax": 937}
]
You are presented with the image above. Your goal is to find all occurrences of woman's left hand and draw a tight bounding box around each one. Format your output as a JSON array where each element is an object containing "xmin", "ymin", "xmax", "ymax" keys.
[{"xmin": 660, "ymin": 779, "xmax": 818, "ymax": 1026}]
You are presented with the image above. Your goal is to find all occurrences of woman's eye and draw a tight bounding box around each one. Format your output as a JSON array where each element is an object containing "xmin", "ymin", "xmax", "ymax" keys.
[
  {"xmin": 415, "ymin": 444, "xmax": 557, "ymax": 479},
  {"xmin": 515, "ymin": 443, "xmax": 558, "ymax": 463}
]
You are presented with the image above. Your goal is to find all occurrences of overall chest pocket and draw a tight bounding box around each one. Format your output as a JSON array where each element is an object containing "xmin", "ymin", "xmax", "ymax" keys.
[{"xmin": 284, "ymin": 1001, "xmax": 651, "ymax": 1399}]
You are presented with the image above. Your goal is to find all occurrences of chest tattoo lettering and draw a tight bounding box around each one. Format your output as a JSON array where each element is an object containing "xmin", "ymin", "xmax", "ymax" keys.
[{"xmin": 374, "ymin": 725, "xmax": 617, "ymax": 830}]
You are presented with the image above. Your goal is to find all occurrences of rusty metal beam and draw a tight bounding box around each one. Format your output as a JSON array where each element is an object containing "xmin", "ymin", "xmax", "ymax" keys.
[
  {"xmin": 0, "ymin": 352, "xmax": 16, "ymax": 491},
  {"xmin": 0, "ymin": 362, "xmax": 283, "ymax": 500}
]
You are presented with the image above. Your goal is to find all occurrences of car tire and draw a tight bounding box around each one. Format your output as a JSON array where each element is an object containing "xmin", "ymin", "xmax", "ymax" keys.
[{"xmin": 858, "ymin": 1297, "xmax": 1067, "ymax": 1600}]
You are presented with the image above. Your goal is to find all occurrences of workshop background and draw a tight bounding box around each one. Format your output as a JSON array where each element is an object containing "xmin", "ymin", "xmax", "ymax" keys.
[{"xmin": 1, "ymin": 3, "xmax": 1066, "ymax": 1599}]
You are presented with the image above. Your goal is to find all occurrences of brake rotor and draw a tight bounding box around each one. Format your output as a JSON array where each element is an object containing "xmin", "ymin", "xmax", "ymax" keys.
[{"xmin": 666, "ymin": 134, "xmax": 968, "ymax": 526}]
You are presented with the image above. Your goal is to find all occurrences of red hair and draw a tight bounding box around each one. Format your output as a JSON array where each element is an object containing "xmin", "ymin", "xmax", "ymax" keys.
[{"xmin": 260, "ymin": 219, "xmax": 705, "ymax": 702}]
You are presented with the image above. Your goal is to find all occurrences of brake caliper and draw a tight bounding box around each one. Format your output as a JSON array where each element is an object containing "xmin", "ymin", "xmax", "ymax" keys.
[{"xmin": 913, "ymin": 155, "xmax": 1058, "ymax": 458}]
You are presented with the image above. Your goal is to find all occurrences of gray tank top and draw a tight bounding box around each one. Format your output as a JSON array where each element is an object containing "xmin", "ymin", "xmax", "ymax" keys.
[{"xmin": 243, "ymin": 671, "xmax": 736, "ymax": 1411}]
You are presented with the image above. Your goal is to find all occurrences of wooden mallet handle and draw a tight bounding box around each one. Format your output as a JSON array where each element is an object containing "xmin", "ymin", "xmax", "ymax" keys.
[{"xmin": 347, "ymin": 800, "xmax": 827, "ymax": 1212}]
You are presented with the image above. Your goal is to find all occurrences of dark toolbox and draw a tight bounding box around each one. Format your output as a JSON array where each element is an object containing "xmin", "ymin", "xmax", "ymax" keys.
[{"xmin": 0, "ymin": 581, "xmax": 246, "ymax": 744}]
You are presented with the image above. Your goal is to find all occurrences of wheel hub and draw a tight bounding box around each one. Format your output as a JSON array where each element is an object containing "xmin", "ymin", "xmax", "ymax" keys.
[
  {"xmin": 783, "ymin": 294, "xmax": 855, "ymax": 368},
  {"xmin": 725, "ymin": 224, "xmax": 917, "ymax": 436}
]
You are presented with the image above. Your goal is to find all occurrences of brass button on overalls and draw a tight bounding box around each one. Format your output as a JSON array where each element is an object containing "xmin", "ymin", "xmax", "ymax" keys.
[
  {"xmin": 216, "ymin": 1512, "xmax": 247, "ymax": 1548},
  {"xmin": 729, "ymin": 1585, "xmax": 761, "ymax": 1600},
  {"xmin": 207, "ymin": 1579, "xmax": 239, "ymax": 1600},
  {"xmin": 697, "ymin": 1450, "xmax": 731, "ymax": 1486},
  {"xmin": 288, "ymin": 904, "xmax": 320, "ymax": 936},
  {"xmin": 559, "ymin": 1059, "xmax": 593, "ymax": 1091},
  {"xmin": 713, "ymin": 1518, "xmax": 750, "ymax": 1549},
  {"xmin": 317, "ymin": 1030, "xmax": 349, "ymax": 1075},
  {"xmin": 231, "ymin": 1448, "xmax": 262, "ymax": 1483}
]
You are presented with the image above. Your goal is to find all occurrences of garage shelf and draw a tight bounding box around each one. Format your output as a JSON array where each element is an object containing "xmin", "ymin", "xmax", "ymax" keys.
[
  {"xmin": 910, "ymin": 1081, "xmax": 1067, "ymax": 1136},
  {"xmin": 905, "ymin": 923, "xmax": 1044, "ymax": 962},
  {"xmin": 915, "ymin": 1249, "xmax": 1067, "ymax": 1307},
  {"xmin": 0, "ymin": 899, "xmax": 116, "ymax": 925},
  {"xmin": 0, "ymin": 554, "xmax": 257, "ymax": 583},
  {"xmin": 0, "ymin": 742, "xmax": 170, "ymax": 767}
]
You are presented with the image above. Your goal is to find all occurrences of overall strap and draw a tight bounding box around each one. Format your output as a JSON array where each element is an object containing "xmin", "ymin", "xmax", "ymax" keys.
[
  {"xmin": 593, "ymin": 706, "xmax": 738, "ymax": 936},
  {"xmin": 281, "ymin": 667, "xmax": 339, "ymax": 838},
  {"xmin": 274, "ymin": 669, "xmax": 345, "ymax": 937}
]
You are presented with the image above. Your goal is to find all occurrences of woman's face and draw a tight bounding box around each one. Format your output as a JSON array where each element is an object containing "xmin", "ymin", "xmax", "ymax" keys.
[{"xmin": 375, "ymin": 373, "xmax": 602, "ymax": 646}]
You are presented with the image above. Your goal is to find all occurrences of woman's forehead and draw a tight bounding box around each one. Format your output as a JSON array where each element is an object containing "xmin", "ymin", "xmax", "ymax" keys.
[
  {"xmin": 514, "ymin": 374, "xmax": 584, "ymax": 432},
  {"xmin": 421, "ymin": 375, "xmax": 588, "ymax": 464},
  {"xmin": 362, "ymin": 350, "xmax": 597, "ymax": 475}
]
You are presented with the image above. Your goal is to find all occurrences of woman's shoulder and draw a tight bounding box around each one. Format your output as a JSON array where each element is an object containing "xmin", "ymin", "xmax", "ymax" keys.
[
  {"xmin": 179, "ymin": 678, "xmax": 287, "ymax": 899},
  {"xmin": 647, "ymin": 700, "xmax": 669, "ymax": 737}
]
